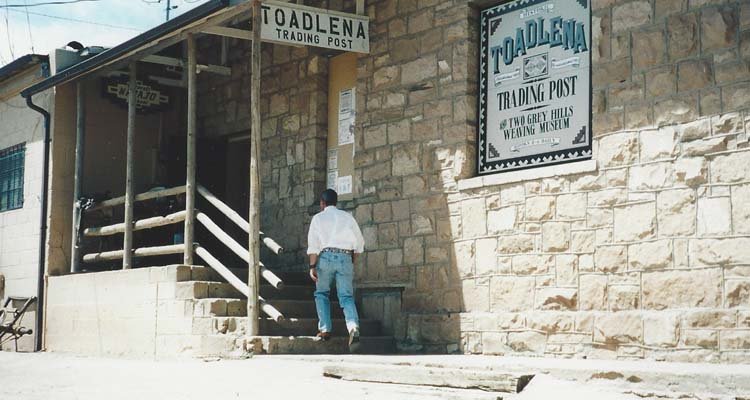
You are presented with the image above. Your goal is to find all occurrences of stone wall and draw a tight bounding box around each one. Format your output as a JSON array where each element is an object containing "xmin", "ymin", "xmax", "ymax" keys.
[{"xmin": 351, "ymin": 0, "xmax": 750, "ymax": 362}]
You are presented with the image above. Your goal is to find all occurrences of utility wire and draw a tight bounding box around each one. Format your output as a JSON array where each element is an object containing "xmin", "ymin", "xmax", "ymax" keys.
[
  {"xmin": 4, "ymin": 0, "xmax": 14, "ymax": 59},
  {"xmin": 0, "ymin": 0, "xmax": 100, "ymax": 8},
  {"xmin": 23, "ymin": 0, "xmax": 34, "ymax": 53},
  {"xmin": 6, "ymin": 7, "xmax": 143, "ymax": 31}
]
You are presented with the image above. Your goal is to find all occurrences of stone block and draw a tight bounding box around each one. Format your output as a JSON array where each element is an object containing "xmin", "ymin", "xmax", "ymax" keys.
[
  {"xmin": 675, "ymin": 157, "xmax": 707, "ymax": 187},
  {"xmin": 508, "ymin": 331, "xmax": 547, "ymax": 353},
  {"xmin": 683, "ymin": 330, "xmax": 718, "ymax": 348},
  {"xmin": 723, "ymin": 82, "xmax": 750, "ymax": 112},
  {"xmin": 404, "ymin": 236, "xmax": 425, "ymax": 265},
  {"xmin": 696, "ymin": 197, "xmax": 731, "ymax": 236},
  {"xmin": 682, "ymin": 137, "xmax": 727, "ymax": 156},
  {"xmin": 401, "ymin": 55, "xmax": 436, "ymax": 85},
  {"xmin": 676, "ymin": 118, "xmax": 710, "ymax": 141},
  {"xmin": 587, "ymin": 208, "xmax": 612, "ymax": 228},
  {"xmin": 557, "ymin": 193, "xmax": 587, "ymax": 220},
  {"xmin": 461, "ymin": 198, "xmax": 486, "ymax": 238},
  {"xmin": 613, "ymin": 202, "xmax": 656, "ymax": 242},
  {"xmin": 526, "ymin": 196, "xmax": 555, "ymax": 221},
  {"xmin": 411, "ymin": 214, "xmax": 433, "ymax": 235},
  {"xmin": 475, "ymin": 238, "xmax": 498, "ymax": 276},
  {"xmin": 701, "ymin": 6, "xmax": 739, "ymax": 51},
  {"xmin": 643, "ymin": 269, "xmax": 722, "ymax": 309},
  {"xmin": 579, "ymin": 274, "xmax": 608, "ymax": 310},
  {"xmin": 392, "ymin": 144, "xmax": 421, "ymax": 176},
  {"xmin": 720, "ymin": 330, "xmax": 750, "ymax": 350},
  {"xmin": 667, "ymin": 13, "xmax": 699, "ymax": 59},
  {"xmin": 594, "ymin": 313, "xmax": 643, "ymax": 344},
  {"xmin": 598, "ymin": 132, "xmax": 639, "ymax": 167},
  {"xmin": 629, "ymin": 163, "xmax": 675, "ymax": 190},
  {"xmin": 481, "ymin": 332, "xmax": 510, "ymax": 355},
  {"xmin": 644, "ymin": 313, "xmax": 680, "ymax": 347},
  {"xmin": 713, "ymin": 112, "xmax": 744, "ymax": 135},
  {"xmin": 654, "ymin": 97, "xmax": 697, "ymax": 126},
  {"xmin": 487, "ymin": 206, "xmax": 516, "ymax": 234},
  {"xmin": 628, "ymin": 240, "xmax": 673, "ymax": 270},
  {"xmin": 497, "ymin": 234, "xmax": 535, "ymax": 254},
  {"xmin": 646, "ymin": 67, "xmax": 677, "ymax": 97},
  {"xmin": 512, "ymin": 254, "xmax": 553, "ymax": 275},
  {"xmin": 684, "ymin": 310, "xmax": 737, "ymax": 328},
  {"xmin": 633, "ymin": 29, "xmax": 665, "ymax": 71},
  {"xmin": 732, "ymin": 184, "xmax": 750, "ymax": 234},
  {"xmin": 571, "ymin": 230, "xmax": 595, "ymax": 253},
  {"xmin": 640, "ymin": 128, "xmax": 677, "ymax": 161},
  {"xmin": 595, "ymin": 245, "xmax": 627, "ymax": 273},
  {"xmin": 490, "ymin": 276, "xmax": 535, "ymax": 312},
  {"xmin": 373, "ymin": 66, "xmax": 399, "ymax": 89},
  {"xmin": 461, "ymin": 280, "xmax": 489, "ymax": 312},
  {"xmin": 726, "ymin": 280, "xmax": 750, "ymax": 308},
  {"xmin": 588, "ymin": 189, "xmax": 627, "ymax": 207},
  {"xmin": 535, "ymin": 288, "xmax": 578, "ymax": 311},
  {"xmin": 657, "ymin": 189, "xmax": 696, "ymax": 236},
  {"xmin": 527, "ymin": 313, "xmax": 574, "ymax": 333},
  {"xmin": 690, "ymin": 238, "xmax": 750, "ymax": 266},
  {"xmin": 542, "ymin": 222, "xmax": 570, "ymax": 252},
  {"xmin": 612, "ymin": 1, "xmax": 651, "ymax": 32},
  {"xmin": 608, "ymin": 285, "xmax": 640, "ymax": 311},
  {"xmin": 678, "ymin": 59, "xmax": 713, "ymax": 91},
  {"xmin": 711, "ymin": 151, "xmax": 750, "ymax": 183}
]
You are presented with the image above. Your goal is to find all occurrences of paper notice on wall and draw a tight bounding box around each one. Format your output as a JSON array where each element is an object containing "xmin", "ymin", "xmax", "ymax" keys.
[
  {"xmin": 327, "ymin": 149, "xmax": 338, "ymax": 171},
  {"xmin": 327, "ymin": 171, "xmax": 338, "ymax": 190},
  {"xmin": 337, "ymin": 175, "xmax": 352, "ymax": 195},
  {"xmin": 338, "ymin": 88, "xmax": 356, "ymax": 146}
]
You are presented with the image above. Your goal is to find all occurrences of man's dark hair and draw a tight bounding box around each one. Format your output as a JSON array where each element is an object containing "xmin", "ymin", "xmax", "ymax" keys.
[{"xmin": 321, "ymin": 189, "xmax": 338, "ymax": 206}]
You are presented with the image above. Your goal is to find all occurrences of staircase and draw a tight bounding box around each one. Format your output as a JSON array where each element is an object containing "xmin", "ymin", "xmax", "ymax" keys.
[{"xmin": 176, "ymin": 266, "xmax": 396, "ymax": 357}]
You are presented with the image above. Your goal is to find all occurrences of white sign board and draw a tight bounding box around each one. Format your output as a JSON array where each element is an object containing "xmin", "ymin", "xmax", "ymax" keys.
[
  {"xmin": 260, "ymin": 1, "xmax": 370, "ymax": 53},
  {"xmin": 478, "ymin": 0, "xmax": 592, "ymax": 174}
]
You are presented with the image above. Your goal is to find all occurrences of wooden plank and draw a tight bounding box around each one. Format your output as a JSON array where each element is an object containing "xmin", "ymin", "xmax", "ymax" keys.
[
  {"xmin": 88, "ymin": 186, "xmax": 186, "ymax": 212},
  {"xmin": 195, "ymin": 212, "xmax": 284, "ymax": 289},
  {"xmin": 322, "ymin": 364, "xmax": 531, "ymax": 393},
  {"xmin": 123, "ymin": 62, "xmax": 137, "ymax": 270},
  {"xmin": 84, "ymin": 210, "xmax": 186, "ymax": 237},
  {"xmin": 71, "ymin": 81, "xmax": 86, "ymax": 273},
  {"xmin": 82, "ymin": 244, "xmax": 184, "ymax": 263},
  {"xmin": 184, "ymin": 34, "xmax": 197, "ymax": 265},
  {"xmin": 247, "ymin": 0, "xmax": 262, "ymax": 336},
  {"xmin": 201, "ymin": 26, "xmax": 252, "ymax": 41}
]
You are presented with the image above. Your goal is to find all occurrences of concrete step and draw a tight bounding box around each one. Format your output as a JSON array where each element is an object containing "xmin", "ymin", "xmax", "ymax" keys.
[
  {"xmin": 259, "ymin": 318, "xmax": 382, "ymax": 337},
  {"xmin": 177, "ymin": 281, "xmax": 318, "ymax": 301},
  {"xmin": 193, "ymin": 298, "xmax": 247, "ymax": 317},
  {"xmin": 246, "ymin": 335, "xmax": 396, "ymax": 355},
  {"xmin": 223, "ymin": 268, "xmax": 313, "ymax": 286},
  {"xmin": 270, "ymin": 299, "xmax": 342, "ymax": 318},
  {"xmin": 260, "ymin": 284, "xmax": 317, "ymax": 300}
]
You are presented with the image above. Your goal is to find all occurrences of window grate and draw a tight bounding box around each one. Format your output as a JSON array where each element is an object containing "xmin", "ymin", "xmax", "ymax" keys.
[{"xmin": 0, "ymin": 143, "xmax": 25, "ymax": 212}]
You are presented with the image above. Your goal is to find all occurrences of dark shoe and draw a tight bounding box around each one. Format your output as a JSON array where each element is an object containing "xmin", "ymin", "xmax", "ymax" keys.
[
  {"xmin": 348, "ymin": 328, "xmax": 360, "ymax": 353},
  {"xmin": 316, "ymin": 331, "xmax": 331, "ymax": 341}
]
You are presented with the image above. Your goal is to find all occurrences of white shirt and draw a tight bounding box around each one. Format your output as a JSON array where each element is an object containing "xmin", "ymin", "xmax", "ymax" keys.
[{"xmin": 307, "ymin": 206, "xmax": 365, "ymax": 255}]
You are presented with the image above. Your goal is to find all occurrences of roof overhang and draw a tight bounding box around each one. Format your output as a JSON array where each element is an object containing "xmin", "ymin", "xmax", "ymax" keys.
[
  {"xmin": 21, "ymin": 0, "xmax": 252, "ymax": 98},
  {"xmin": 0, "ymin": 54, "xmax": 49, "ymax": 85}
]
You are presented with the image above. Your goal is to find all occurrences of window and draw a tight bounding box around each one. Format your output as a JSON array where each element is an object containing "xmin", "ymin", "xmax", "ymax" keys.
[{"xmin": 0, "ymin": 143, "xmax": 25, "ymax": 212}]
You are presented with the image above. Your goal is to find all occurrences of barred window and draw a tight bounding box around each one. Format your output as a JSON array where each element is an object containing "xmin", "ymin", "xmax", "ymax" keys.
[{"xmin": 0, "ymin": 143, "xmax": 25, "ymax": 212}]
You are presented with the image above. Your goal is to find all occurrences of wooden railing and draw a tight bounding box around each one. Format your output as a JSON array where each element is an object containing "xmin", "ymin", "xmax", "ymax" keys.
[{"xmin": 78, "ymin": 184, "xmax": 285, "ymax": 323}]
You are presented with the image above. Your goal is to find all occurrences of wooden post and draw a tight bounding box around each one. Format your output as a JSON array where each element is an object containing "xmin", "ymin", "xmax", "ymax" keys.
[
  {"xmin": 247, "ymin": 0, "xmax": 262, "ymax": 336},
  {"xmin": 70, "ymin": 81, "xmax": 85, "ymax": 273},
  {"xmin": 184, "ymin": 34, "xmax": 198, "ymax": 265},
  {"xmin": 123, "ymin": 62, "xmax": 137, "ymax": 270}
]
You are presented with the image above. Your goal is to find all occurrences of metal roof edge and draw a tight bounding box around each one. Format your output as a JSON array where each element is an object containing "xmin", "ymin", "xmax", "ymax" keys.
[
  {"xmin": 21, "ymin": 0, "xmax": 231, "ymax": 98},
  {"xmin": 0, "ymin": 54, "xmax": 49, "ymax": 83}
]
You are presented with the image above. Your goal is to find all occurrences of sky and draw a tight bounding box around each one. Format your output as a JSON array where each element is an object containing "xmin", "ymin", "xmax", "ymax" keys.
[{"xmin": 0, "ymin": 0, "xmax": 210, "ymax": 67}]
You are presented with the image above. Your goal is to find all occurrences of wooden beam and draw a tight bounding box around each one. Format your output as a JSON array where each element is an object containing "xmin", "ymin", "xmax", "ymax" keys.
[
  {"xmin": 142, "ymin": 55, "xmax": 231, "ymax": 76},
  {"xmin": 87, "ymin": 185, "xmax": 186, "ymax": 212},
  {"xmin": 247, "ymin": 0, "xmax": 263, "ymax": 337},
  {"xmin": 83, "ymin": 244, "xmax": 184, "ymax": 263},
  {"xmin": 84, "ymin": 210, "xmax": 187, "ymax": 237},
  {"xmin": 123, "ymin": 62, "xmax": 137, "ymax": 270},
  {"xmin": 71, "ymin": 81, "xmax": 85, "ymax": 273},
  {"xmin": 201, "ymin": 26, "xmax": 253, "ymax": 41},
  {"xmin": 184, "ymin": 34, "xmax": 197, "ymax": 265},
  {"xmin": 356, "ymin": 0, "xmax": 365, "ymax": 15}
]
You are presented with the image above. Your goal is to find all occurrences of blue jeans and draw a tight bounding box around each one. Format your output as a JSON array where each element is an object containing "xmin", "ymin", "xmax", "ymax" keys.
[{"xmin": 314, "ymin": 252, "xmax": 359, "ymax": 333}]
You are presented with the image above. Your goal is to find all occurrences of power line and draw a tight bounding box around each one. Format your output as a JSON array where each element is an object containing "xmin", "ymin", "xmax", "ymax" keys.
[
  {"xmin": 7, "ymin": 7, "xmax": 144, "ymax": 31},
  {"xmin": 4, "ymin": 0, "xmax": 14, "ymax": 59},
  {"xmin": 0, "ymin": 0, "xmax": 100, "ymax": 8},
  {"xmin": 23, "ymin": 0, "xmax": 34, "ymax": 53}
]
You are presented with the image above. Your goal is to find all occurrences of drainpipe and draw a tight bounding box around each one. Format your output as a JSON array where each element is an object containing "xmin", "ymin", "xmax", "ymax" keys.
[{"xmin": 24, "ymin": 93, "xmax": 51, "ymax": 352}]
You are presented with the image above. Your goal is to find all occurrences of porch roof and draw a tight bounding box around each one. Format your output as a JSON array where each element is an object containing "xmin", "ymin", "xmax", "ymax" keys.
[{"xmin": 20, "ymin": 0, "xmax": 245, "ymax": 98}]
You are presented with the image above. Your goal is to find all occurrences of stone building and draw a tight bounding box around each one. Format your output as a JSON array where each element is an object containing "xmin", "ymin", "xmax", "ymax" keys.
[{"xmin": 4, "ymin": 0, "xmax": 750, "ymax": 362}]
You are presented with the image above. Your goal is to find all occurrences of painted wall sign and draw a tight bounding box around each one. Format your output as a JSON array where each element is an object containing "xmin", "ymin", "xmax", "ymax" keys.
[
  {"xmin": 102, "ymin": 76, "xmax": 170, "ymax": 114},
  {"xmin": 260, "ymin": 1, "xmax": 369, "ymax": 53},
  {"xmin": 478, "ymin": 0, "xmax": 592, "ymax": 174}
]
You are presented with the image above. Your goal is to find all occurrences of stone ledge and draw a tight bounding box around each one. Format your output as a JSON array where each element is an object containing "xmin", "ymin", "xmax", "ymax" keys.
[{"xmin": 457, "ymin": 160, "xmax": 598, "ymax": 191}]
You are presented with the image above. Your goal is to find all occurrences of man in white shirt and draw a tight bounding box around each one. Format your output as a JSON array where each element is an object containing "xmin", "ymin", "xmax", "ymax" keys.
[{"xmin": 307, "ymin": 189, "xmax": 365, "ymax": 351}]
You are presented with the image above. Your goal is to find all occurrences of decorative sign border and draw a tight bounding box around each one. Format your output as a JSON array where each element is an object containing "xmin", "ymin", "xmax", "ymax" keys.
[
  {"xmin": 102, "ymin": 76, "xmax": 170, "ymax": 115},
  {"xmin": 478, "ymin": 0, "xmax": 593, "ymax": 175}
]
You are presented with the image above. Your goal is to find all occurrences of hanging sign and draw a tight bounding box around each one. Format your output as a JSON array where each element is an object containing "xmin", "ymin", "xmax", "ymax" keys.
[
  {"xmin": 260, "ymin": 1, "xmax": 369, "ymax": 53},
  {"xmin": 102, "ymin": 77, "xmax": 170, "ymax": 114},
  {"xmin": 478, "ymin": 0, "xmax": 592, "ymax": 174}
]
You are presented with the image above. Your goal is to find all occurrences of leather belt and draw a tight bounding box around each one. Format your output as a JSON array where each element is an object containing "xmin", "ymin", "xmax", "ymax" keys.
[{"xmin": 321, "ymin": 247, "xmax": 353, "ymax": 255}]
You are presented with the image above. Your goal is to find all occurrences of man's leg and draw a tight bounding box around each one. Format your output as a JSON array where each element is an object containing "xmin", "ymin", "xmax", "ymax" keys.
[
  {"xmin": 334, "ymin": 254, "xmax": 359, "ymax": 333},
  {"xmin": 314, "ymin": 256, "xmax": 334, "ymax": 334}
]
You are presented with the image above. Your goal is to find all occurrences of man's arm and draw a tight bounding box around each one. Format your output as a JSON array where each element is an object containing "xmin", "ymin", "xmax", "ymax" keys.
[{"xmin": 307, "ymin": 216, "xmax": 321, "ymax": 282}]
